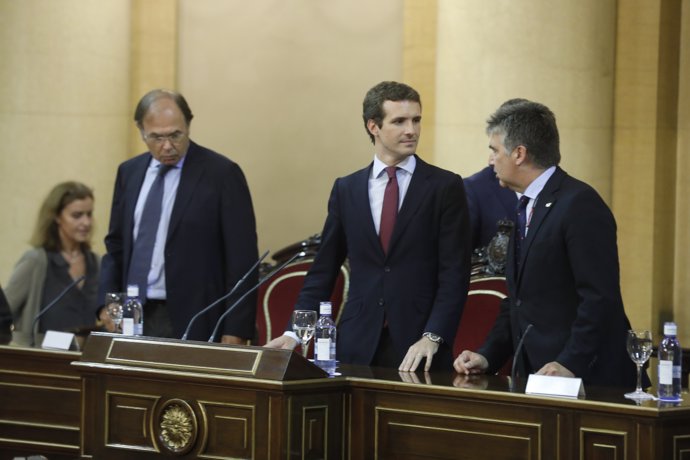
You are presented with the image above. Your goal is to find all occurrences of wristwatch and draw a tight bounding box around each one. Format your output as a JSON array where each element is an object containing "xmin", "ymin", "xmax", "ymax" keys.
[{"xmin": 423, "ymin": 332, "xmax": 444, "ymax": 344}]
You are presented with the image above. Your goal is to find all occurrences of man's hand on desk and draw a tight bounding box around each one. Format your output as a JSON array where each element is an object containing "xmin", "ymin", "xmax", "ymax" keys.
[
  {"xmin": 536, "ymin": 361, "xmax": 574, "ymax": 378},
  {"xmin": 399, "ymin": 336, "xmax": 439, "ymax": 372},
  {"xmin": 221, "ymin": 335, "xmax": 246, "ymax": 345},
  {"xmin": 264, "ymin": 334, "xmax": 299, "ymax": 350},
  {"xmin": 453, "ymin": 350, "xmax": 489, "ymax": 375}
]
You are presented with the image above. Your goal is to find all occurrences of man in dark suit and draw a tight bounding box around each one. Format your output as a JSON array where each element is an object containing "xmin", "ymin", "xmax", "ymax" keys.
[
  {"xmin": 266, "ymin": 81, "xmax": 472, "ymax": 372},
  {"xmin": 454, "ymin": 100, "xmax": 638, "ymax": 387},
  {"xmin": 99, "ymin": 89, "xmax": 258, "ymax": 343},
  {"xmin": 464, "ymin": 165, "xmax": 517, "ymax": 250}
]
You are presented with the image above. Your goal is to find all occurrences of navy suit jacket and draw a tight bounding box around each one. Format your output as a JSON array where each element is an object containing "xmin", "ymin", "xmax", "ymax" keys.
[
  {"xmin": 478, "ymin": 167, "xmax": 638, "ymax": 386},
  {"xmin": 99, "ymin": 141, "xmax": 258, "ymax": 341},
  {"xmin": 464, "ymin": 166, "xmax": 517, "ymax": 250},
  {"xmin": 295, "ymin": 156, "xmax": 472, "ymax": 369}
]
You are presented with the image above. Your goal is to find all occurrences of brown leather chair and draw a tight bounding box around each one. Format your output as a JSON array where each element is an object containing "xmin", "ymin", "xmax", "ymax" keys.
[
  {"xmin": 255, "ymin": 258, "xmax": 349, "ymax": 357},
  {"xmin": 453, "ymin": 276, "xmax": 512, "ymax": 375}
]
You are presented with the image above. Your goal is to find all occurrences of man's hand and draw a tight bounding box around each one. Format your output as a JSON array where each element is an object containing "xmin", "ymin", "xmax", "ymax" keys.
[
  {"xmin": 536, "ymin": 361, "xmax": 574, "ymax": 378},
  {"xmin": 98, "ymin": 307, "xmax": 116, "ymax": 332},
  {"xmin": 264, "ymin": 335, "xmax": 299, "ymax": 350},
  {"xmin": 453, "ymin": 350, "xmax": 489, "ymax": 375},
  {"xmin": 221, "ymin": 335, "xmax": 246, "ymax": 345},
  {"xmin": 399, "ymin": 336, "xmax": 440, "ymax": 372}
]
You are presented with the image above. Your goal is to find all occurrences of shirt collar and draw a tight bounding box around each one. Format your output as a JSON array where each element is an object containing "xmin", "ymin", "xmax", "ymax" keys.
[
  {"xmin": 371, "ymin": 154, "xmax": 417, "ymax": 179},
  {"xmin": 149, "ymin": 154, "xmax": 186, "ymax": 171},
  {"xmin": 521, "ymin": 165, "xmax": 556, "ymax": 201}
]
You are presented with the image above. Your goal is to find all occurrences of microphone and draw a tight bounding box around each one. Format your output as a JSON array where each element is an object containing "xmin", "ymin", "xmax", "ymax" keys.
[
  {"xmin": 181, "ymin": 250, "xmax": 270, "ymax": 340},
  {"xmin": 510, "ymin": 323, "xmax": 534, "ymax": 391},
  {"xmin": 208, "ymin": 252, "xmax": 302, "ymax": 342},
  {"xmin": 30, "ymin": 275, "xmax": 86, "ymax": 347}
]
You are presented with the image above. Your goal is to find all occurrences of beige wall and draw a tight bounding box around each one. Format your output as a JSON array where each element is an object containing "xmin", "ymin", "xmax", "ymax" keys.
[
  {"xmin": 433, "ymin": 0, "xmax": 617, "ymax": 199},
  {"xmin": 0, "ymin": 0, "xmax": 131, "ymax": 284},
  {"xmin": 176, "ymin": 0, "xmax": 403, "ymax": 256}
]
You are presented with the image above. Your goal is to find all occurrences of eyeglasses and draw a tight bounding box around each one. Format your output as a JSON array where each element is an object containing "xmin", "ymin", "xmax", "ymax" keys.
[{"xmin": 143, "ymin": 131, "xmax": 187, "ymax": 145}]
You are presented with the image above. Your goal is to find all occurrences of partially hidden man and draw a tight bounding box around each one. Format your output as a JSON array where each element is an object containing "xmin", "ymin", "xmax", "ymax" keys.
[
  {"xmin": 99, "ymin": 89, "xmax": 258, "ymax": 343},
  {"xmin": 266, "ymin": 81, "xmax": 472, "ymax": 372}
]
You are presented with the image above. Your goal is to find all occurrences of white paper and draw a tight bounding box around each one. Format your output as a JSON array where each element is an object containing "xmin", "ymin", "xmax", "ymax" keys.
[
  {"xmin": 41, "ymin": 330, "xmax": 76, "ymax": 350},
  {"xmin": 525, "ymin": 374, "xmax": 585, "ymax": 398}
]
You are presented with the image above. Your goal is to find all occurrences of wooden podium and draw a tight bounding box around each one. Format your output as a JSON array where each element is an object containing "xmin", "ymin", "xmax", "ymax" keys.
[{"xmin": 74, "ymin": 333, "xmax": 345, "ymax": 459}]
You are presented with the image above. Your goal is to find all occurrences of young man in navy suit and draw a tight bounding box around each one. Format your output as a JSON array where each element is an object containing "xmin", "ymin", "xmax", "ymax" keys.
[
  {"xmin": 99, "ymin": 89, "xmax": 258, "ymax": 343},
  {"xmin": 454, "ymin": 100, "xmax": 639, "ymax": 387},
  {"xmin": 266, "ymin": 81, "xmax": 472, "ymax": 372}
]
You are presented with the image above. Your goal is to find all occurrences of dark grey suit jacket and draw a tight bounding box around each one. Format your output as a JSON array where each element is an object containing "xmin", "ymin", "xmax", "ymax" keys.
[
  {"xmin": 99, "ymin": 141, "xmax": 258, "ymax": 341},
  {"xmin": 464, "ymin": 166, "xmax": 517, "ymax": 249}
]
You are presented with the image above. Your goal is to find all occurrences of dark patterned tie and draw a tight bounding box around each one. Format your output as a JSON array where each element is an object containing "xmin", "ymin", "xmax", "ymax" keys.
[
  {"xmin": 515, "ymin": 195, "xmax": 530, "ymax": 267},
  {"xmin": 379, "ymin": 166, "xmax": 399, "ymax": 254},
  {"xmin": 127, "ymin": 164, "xmax": 172, "ymax": 301}
]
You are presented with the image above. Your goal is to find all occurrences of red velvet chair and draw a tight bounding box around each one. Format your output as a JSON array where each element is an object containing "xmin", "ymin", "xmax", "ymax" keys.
[
  {"xmin": 255, "ymin": 258, "xmax": 349, "ymax": 357},
  {"xmin": 453, "ymin": 276, "xmax": 512, "ymax": 375}
]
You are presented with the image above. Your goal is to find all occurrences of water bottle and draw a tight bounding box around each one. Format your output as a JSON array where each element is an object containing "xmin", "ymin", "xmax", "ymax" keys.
[
  {"xmin": 658, "ymin": 322, "xmax": 682, "ymax": 401},
  {"xmin": 122, "ymin": 285, "xmax": 144, "ymax": 337},
  {"xmin": 314, "ymin": 301, "xmax": 337, "ymax": 375}
]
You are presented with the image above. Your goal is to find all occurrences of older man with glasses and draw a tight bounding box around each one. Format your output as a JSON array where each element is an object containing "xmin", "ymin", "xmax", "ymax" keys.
[{"xmin": 99, "ymin": 89, "xmax": 258, "ymax": 343}]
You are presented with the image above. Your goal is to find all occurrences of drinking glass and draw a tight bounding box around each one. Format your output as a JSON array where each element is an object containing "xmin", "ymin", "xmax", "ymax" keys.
[
  {"xmin": 624, "ymin": 329, "xmax": 654, "ymax": 401},
  {"xmin": 292, "ymin": 310, "xmax": 317, "ymax": 358},
  {"xmin": 105, "ymin": 292, "xmax": 125, "ymax": 333}
]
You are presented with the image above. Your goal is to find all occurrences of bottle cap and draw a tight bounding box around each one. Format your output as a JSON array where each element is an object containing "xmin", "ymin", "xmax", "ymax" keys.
[
  {"xmin": 127, "ymin": 285, "xmax": 139, "ymax": 298},
  {"xmin": 664, "ymin": 322, "xmax": 677, "ymax": 336},
  {"xmin": 319, "ymin": 301, "xmax": 332, "ymax": 315}
]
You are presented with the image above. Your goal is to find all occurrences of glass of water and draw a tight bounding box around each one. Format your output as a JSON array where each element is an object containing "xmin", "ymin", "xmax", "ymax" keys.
[
  {"xmin": 624, "ymin": 329, "xmax": 653, "ymax": 401},
  {"xmin": 105, "ymin": 292, "xmax": 125, "ymax": 333},
  {"xmin": 292, "ymin": 309, "xmax": 317, "ymax": 358}
]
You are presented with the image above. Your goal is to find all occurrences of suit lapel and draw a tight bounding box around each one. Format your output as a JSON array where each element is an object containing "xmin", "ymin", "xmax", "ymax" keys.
[
  {"xmin": 387, "ymin": 156, "xmax": 431, "ymax": 256},
  {"xmin": 123, "ymin": 154, "xmax": 151, "ymax": 274},
  {"xmin": 356, "ymin": 163, "xmax": 383, "ymax": 255},
  {"xmin": 168, "ymin": 142, "xmax": 204, "ymax": 239},
  {"xmin": 515, "ymin": 168, "xmax": 565, "ymax": 284}
]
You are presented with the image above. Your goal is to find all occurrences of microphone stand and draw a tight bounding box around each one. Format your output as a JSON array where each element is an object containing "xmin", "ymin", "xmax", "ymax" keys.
[
  {"xmin": 208, "ymin": 252, "xmax": 302, "ymax": 343},
  {"xmin": 510, "ymin": 323, "xmax": 533, "ymax": 392},
  {"xmin": 180, "ymin": 250, "xmax": 269, "ymax": 340},
  {"xmin": 30, "ymin": 275, "xmax": 86, "ymax": 347}
]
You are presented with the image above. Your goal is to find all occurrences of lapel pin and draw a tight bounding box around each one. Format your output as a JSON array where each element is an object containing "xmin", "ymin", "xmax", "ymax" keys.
[{"xmin": 545, "ymin": 202, "xmax": 553, "ymax": 208}]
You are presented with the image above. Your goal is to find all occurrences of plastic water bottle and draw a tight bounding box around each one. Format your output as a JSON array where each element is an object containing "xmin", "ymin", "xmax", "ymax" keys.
[
  {"xmin": 658, "ymin": 322, "xmax": 682, "ymax": 401},
  {"xmin": 122, "ymin": 285, "xmax": 144, "ymax": 337},
  {"xmin": 314, "ymin": 301, "xmax": 337, "ymax": 375}
]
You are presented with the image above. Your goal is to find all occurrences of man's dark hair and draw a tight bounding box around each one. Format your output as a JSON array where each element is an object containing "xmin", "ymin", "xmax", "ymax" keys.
[
  {"xmin": 134, "ymin": 89, "xmax": 194, "ymax": 128},
  {"xmin": 362, "ymin": 81, "xmax": 421, "ymax": 144},
  {"xmin": 486, "ymin": 99, "xmax": 561, "ymax": 168}
]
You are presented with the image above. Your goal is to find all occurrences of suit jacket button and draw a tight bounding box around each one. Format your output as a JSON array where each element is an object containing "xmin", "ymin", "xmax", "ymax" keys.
[
  {"xmin": 515, "ymin": 299, "xmax": 522, "ymax": 307},
  {"xmin": 384, "ymin": 266, "xmax": 391, "ymax": 273},
  {"xmin": 378, "ymin": 299, "xmax": 385, "ymax": 306}
]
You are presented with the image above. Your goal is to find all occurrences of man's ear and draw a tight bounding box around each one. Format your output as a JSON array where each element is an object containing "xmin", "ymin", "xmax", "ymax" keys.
[
  {"xmin": 514, "ymin": 145, "xmax": 528, "ymax": 165},
  {"xmin": 366, "ymin": 119, "xmax": 379, "ymax": 139}
]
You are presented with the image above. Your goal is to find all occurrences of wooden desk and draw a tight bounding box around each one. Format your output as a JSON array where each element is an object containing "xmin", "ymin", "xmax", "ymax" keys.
[
  {"xmin": 0, "ymin": 346, "xmax": 81, "ymax": 459},
  {"xmin": 1, "ymin": 340, "xmax": 689, "ymax": 459},
  {"xmin": 344, "ymin": 366, "xmax": 690, "ymax": 460}
]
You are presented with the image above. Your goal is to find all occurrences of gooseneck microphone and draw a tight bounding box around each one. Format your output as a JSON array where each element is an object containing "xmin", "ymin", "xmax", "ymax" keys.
[
  {"xmin": 510, "ymin": 323, "xmax": 534, "ymax": 391},
  {"xmin": 208, "ymin": 252, "xmax": 302, "ymax": 343},
  {"xmin": 30, "ymin": 275, "xmax": 86, "ymax": 347},
  {"xmin": 180, "ymin": 250, "xmax": 270, "ymax": 340}
]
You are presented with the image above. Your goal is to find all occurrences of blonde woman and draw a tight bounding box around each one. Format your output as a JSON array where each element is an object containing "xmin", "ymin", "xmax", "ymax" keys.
[{"xmin": 5, "ymin": 181, "xmax": 105, "ymax": 346}]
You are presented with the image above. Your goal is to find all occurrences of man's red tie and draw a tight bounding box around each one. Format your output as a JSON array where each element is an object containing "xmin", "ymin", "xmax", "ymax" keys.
[{"xmin": 379, "ymin": 166, "xmax": 399, "ymax": 254}]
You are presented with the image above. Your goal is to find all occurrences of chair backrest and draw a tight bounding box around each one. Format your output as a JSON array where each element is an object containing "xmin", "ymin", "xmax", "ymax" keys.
[
  {"xmin": 255, "ymin": 258, "xmax": 350, "ymax": 351},
  {"xmin": 453, "ymin": 276, "xmax": 512, "ymax": 375}
]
